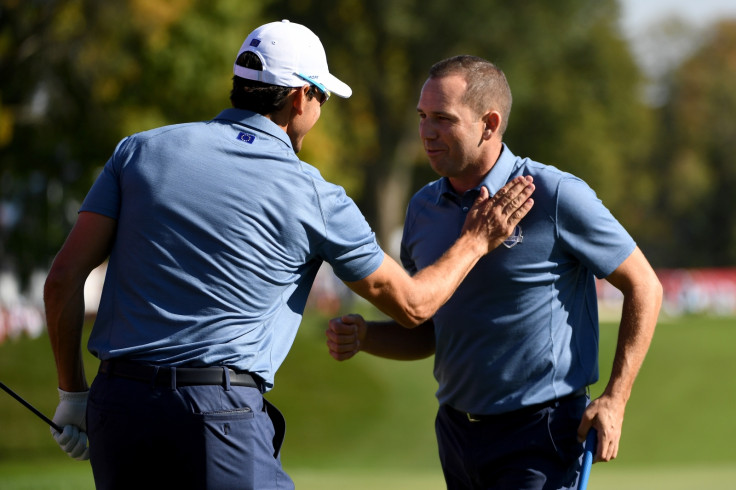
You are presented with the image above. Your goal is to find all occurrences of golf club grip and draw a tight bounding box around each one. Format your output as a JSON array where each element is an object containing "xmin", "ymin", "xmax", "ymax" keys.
[
  {"xmin": 578, "ymin": 428, "xmax": 597, "ymax": 490},
  {"xmin": 0, "ymin": 382, "xmax": 63, "ymax": 432}
]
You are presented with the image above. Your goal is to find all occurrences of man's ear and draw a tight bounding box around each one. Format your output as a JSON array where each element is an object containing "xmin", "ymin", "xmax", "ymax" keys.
[
  {"xmin": 482, "ymin": 111, "xmax": 502, "ymax": 140},
  {"xmin": 291, "ymin": 85, "xmax": 311, "ymax": 115}
]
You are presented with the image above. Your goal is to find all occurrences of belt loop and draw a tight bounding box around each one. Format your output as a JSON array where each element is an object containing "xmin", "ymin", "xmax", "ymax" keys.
[
  {"xmin": 170, "ymin": 367, "xmax": 177, "ymax": 390},
  {"xmin": 222, "ymin": 367, "xmax": 231, "ymax": 391}
]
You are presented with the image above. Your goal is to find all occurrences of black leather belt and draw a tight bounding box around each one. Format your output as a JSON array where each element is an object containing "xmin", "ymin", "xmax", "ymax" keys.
[
  {"xmin": 462, "ymin": 387, "xmax": 588, "ymax": 422},
  {"xmin": 99, "ymin": 359, "xmax": 264, "ymax": 392}
]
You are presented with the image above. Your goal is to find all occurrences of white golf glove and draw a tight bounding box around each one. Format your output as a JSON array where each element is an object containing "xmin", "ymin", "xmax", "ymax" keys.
[{"xmin": 51, "ymin": 389, "xmax": 90, "ymax": 461}]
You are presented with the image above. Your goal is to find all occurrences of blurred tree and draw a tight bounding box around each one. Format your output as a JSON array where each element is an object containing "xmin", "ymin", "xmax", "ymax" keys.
[
  {"xmin": 0, "ymin": 0, "xmax": 268, "ymax": 283},
  {"xmin": 262, "ymin": 0, "xmax": 654, "ymax": 257},
  {"xmin": 1, "ymin": 0, "xmax": 685, "ymax": 282},
  {"xmin": 647, "ymin": 20, "xmax": 736, "ymax": 267}
]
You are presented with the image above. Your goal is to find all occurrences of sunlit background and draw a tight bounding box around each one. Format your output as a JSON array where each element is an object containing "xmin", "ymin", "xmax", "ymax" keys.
[{"xmin": 1, "ymin": 1, "xmax": 735, "ymax": 488}]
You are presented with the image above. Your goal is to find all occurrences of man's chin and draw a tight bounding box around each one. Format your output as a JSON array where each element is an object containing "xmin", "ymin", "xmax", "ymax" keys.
[{"xmin": 428, "ymin": 160, "xmax": 450, "ymax": 177}]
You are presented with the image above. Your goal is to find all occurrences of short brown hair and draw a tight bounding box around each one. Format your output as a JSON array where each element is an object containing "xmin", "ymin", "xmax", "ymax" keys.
[{"xmin": 428, "ymin": 55, "xmax": 512, "ymax": 135}]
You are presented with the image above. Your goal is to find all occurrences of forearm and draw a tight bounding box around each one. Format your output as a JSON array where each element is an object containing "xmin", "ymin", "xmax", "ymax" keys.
[
  {"xmin": 43, "ymin": 212, "xmax": 116, "ymax": 392},
  {"xmin": 577, "ymin": 248, "xmax": 662, "ymax": 462},
  {"xmin": 390, "ymin": 232, "xmax": 486, "ymax": 327},
  {"xmin": 45, "ymin": 275, "xmax": 88, "ymax": 392},
  {"xmin": 349, "ymin": 232, "xmax": 484, "ymax": 328},
  {"xmin": 406, "ymin": 232, "xmax": 486, "ymax": 321},
  {"xmin": 603, "ymin": 252, "xmax": 663, "ymax": 402},
  {"xmin": 604, "ymin": 284, "xmax": 661, "ymax": 401},
  {"xmin": 361, "ymin": 319, "xmax": 436, "ymax": 360}
]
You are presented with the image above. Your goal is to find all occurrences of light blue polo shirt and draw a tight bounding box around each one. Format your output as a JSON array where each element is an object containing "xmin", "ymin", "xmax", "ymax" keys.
[
  {"xmin": 81, "ymin": 108, "xmax": 384, "ymax": 390},
  {"xmin": 400, "ymin": 144, "xmax": 635, "ymax": 414}
]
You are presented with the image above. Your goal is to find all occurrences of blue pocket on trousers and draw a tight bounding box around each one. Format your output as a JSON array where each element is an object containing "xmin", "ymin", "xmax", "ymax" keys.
[{"xmin": 199, "ymin": 406, "xmax": 281, "ymax": 488}]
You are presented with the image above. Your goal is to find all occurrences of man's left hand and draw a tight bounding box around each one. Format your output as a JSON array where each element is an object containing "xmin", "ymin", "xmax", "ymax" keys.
[{"xmin": 577, "ymin": 393, "xmax": 626, "ymax": 463}]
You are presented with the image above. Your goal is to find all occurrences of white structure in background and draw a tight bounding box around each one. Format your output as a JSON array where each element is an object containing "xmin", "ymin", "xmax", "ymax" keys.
[
  {"xmin": 84, "ymin": 262, "xmax": 107, "ymax": 317},
  {"xmin": 0, "ymin": 270, "xmax": 44, "ymax": 341},
  {"xmin": 0, "ymin": 263, "xmax": 106, "ymax": 343}
]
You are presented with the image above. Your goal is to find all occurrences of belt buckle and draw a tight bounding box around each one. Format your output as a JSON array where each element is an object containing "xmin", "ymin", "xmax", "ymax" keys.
[{"xmin": 466, "ymin": 413, "xmax": 482, "ymax": 423}]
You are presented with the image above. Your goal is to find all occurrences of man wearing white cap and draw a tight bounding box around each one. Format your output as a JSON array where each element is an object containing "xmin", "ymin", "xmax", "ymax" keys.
[{"xmin": 44, "ymin": 20, "xmax": 534, "ymax": 489}]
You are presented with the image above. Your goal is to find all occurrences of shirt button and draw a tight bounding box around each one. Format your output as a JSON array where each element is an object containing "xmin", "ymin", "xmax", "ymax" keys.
[{"xmin": 462, "ymin": 206, "xmax": 469, "ymax": 212}]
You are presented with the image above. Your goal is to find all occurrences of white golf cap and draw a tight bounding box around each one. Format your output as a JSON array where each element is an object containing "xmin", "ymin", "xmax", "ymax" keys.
[{"xmin": 234, "ymin": 20, "xmax": 352, "ymax": 98}]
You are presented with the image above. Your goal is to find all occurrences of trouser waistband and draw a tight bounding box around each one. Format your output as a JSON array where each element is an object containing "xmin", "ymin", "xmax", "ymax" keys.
[
  {"xmin": 98, "ymin": 359, "xmax": 265, "ymax": 393},
  {"xmin": 459, "ymin": 387, "xmax": 588, "ymax": 423}
]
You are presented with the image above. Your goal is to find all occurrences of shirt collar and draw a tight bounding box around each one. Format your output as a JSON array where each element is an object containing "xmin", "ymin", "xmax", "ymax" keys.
[
  {"xmin": 437, "ymin": 143, "xmax": 517, "ymax": 204},
  {"xmin": 481, "ymin": 143, "xmax": 517, "ymax": 197},
  {"xmin": 214, "ymin": 108, "xmax": 294, "ymax": 150}
]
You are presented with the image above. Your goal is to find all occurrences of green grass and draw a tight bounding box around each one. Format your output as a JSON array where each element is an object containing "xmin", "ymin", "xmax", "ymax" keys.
[
  {"xmin": 598, "ymin": 316, "xmax": 736, "ymax": 466},
  {"xmin": 1, "ymin": 311, "xmax": 735, "ymax": 488}
]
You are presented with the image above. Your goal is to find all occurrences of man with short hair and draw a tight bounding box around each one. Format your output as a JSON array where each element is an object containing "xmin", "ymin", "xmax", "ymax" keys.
[
  {"xmin": 44, "ymin": 23, "xmax": 534, "ymax": 489},
  {"xmin": 327, "ymin": 55, "xmax": 662, "ymax": 490}
]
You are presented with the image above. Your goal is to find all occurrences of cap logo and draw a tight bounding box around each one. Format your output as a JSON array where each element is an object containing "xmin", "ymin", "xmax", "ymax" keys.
[{"xmin": 250, "ymin": 39, "xmax": 261, "ymax": 47}]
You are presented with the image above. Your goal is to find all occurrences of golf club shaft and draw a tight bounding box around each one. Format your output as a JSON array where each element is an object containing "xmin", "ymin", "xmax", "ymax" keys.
[
  {"xmin": 578, "ymin": 428, "xmax": 597, "ymax": 490},
  {"xmin": 0, "ymin": 381, "xmax": 63, "ymax": 432}
]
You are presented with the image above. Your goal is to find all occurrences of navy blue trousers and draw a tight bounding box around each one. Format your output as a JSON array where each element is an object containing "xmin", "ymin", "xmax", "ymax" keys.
[
  {"xmin": 87, "ymin": 374, "xmax": 294, "ymax": 490},
  {"xmin": 436, "ymin": 394, "xmax": 588, "ymax": 490}
]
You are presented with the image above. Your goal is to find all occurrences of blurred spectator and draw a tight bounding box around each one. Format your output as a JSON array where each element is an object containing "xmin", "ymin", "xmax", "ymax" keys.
[
  {"xmin": 1, "ymin": 264, "xmax": 734, "ymax": 346},
  {"xmin": 597, "ymin": 268, "xmax": 736, "ymax": 318}
]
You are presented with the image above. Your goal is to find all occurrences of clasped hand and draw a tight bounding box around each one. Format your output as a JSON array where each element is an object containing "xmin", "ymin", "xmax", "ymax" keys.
[{"xmin": 51, "ymin": 389, "xmax": 90, "ymax": 461}]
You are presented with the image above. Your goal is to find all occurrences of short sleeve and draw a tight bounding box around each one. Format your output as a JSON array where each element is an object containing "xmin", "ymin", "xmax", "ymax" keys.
[
  {"xmin": 556, "ymin": 177, "xmax": 636, "ymax": 278},
  {"xmin": 319, "ymin": 186, "xmax": 384, "ymax": 282},
  {"xmin": 79, "ymin": 138, "xmax": 129, "ymax": 219}
]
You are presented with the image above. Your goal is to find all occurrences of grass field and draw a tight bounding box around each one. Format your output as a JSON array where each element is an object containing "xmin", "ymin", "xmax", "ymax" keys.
[{"xmin": 1, "ymin": 310, "xmax": 734, "ymax": 489}]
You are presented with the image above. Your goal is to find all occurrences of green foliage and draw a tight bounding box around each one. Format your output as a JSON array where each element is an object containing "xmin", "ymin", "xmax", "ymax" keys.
[
  {"xmin": 1, "ymin": 0, "xmax": 733, "ymax": 282},
  {"xmin": 0, "ymin": 0, "xmax": 269, "ymax": 279},
  {"xmin": 501, "ymin": 4, "xmax": 657, "ymax": 228},
  {"xmin": 646, "ymin": 20, "xmax": 736, "ymax": 266}
]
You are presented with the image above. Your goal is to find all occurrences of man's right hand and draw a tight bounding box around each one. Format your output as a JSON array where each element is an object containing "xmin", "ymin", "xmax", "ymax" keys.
[
  {"xmin": 51, "ymin": 389, "xmax": 90, "ymax": 461},
  {"xmin": 461, "ymin": 175, "xmax": 534, "ymax": 255},
  {"xmin": 326, "ymin": 314, "xmax": 366, "ymax": 361}
]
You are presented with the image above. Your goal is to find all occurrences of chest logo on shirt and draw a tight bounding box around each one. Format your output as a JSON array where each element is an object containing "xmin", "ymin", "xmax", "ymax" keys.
[
  {"xmin": 237, "ymin": 131, "xmax": 256, "ymax": 144},
  {"xmin": 503, "ymin": 225, "xmax": 523, "ymax": 248}
]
